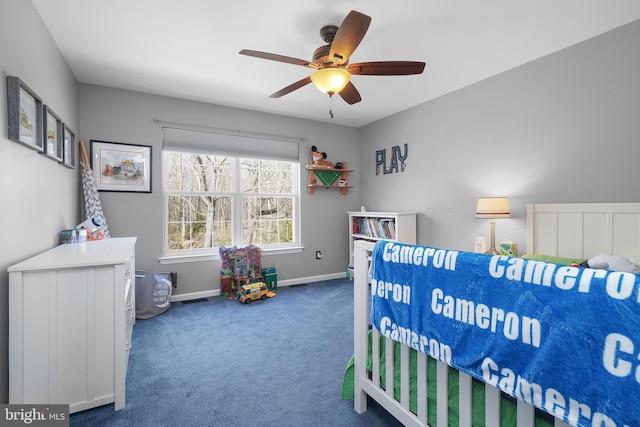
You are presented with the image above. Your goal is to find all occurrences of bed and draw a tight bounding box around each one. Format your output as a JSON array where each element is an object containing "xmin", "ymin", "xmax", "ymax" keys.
[{"xmin": 344, "ymin": 202, "xmax": 640, "ymax": 427}]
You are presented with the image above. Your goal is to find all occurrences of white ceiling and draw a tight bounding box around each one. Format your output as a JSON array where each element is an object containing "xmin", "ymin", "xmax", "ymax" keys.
[{"xmin": 31, "ymin": 1, "xmax": 640, "ymax": 128}]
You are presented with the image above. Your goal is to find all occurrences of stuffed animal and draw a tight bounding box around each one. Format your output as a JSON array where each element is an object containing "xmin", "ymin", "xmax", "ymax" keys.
[{"xmin": 311, "ymin": 145, "xmax": 334, "ymax": 169}]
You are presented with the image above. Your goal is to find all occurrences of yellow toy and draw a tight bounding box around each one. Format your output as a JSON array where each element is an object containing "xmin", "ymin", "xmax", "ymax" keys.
[{"xmin": 237, "ymin": 282, "xmax": 276, "ymax": 304}]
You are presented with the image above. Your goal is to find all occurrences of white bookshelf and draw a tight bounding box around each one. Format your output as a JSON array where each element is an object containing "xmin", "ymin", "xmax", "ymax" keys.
[{"xmin": 348, "ymin": 211, "xmax": 417, "ymax": 269}]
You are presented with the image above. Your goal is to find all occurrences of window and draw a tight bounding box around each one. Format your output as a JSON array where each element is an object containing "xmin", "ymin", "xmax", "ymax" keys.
[
  {"xmin": 240, "ymin": 159, "xmax": 295, "ymax": 246},
  {"xmin": 165, "ymin": 153, "xmax": 233, "ymax": 250},
  {"xmin": 162, "ymin": 128, "xmax": 300, "ymax": 259}
]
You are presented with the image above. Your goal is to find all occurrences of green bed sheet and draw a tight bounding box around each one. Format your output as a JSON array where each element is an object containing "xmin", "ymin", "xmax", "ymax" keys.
[
  {"xmin": 520, "ymin": 254, "xmax": 586, "ymax": 266},
  {"xmin": 342, "ymin": 331, "xmax": 554, "ymax": 427}
]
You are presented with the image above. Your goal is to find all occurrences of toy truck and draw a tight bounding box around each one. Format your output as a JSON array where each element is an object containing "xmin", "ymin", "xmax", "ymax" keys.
[{"xmin": 237, "ymin": 282, "xmax": 276, "ymax": 304}]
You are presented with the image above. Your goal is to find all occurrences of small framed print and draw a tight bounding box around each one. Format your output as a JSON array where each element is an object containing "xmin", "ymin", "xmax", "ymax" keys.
[
  {"xmin": 90, "ymin": 140, "xmax": 152, "ymax": 193},
  {"xmin": 43, "ymin": 105, "xmax": 63, "ymax": 161},
  {"xmin": 61, "ymin": 124, "xmax": 76, "ymax": 168},
  {"xmin": 6, "ymin": 76, "xmax": 43, "ymax": 151}
]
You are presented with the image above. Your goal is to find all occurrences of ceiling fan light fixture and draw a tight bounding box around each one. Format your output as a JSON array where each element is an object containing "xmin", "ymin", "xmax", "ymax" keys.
[
  {"xmin": 310, "ymin": 67, "xmax": 350, "ymax": 95},
  {"xmin": 240, "ymin": 10, "xmax": 425, "ymax": 106}
]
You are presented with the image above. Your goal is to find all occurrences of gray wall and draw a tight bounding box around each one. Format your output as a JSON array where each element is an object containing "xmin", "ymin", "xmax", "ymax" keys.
[
  {"xmin": 78, "ymin": 84, "xmax": 361, "ymax": 295},
  {"xmin": 360, "ymin": 19, "xmax": 640, "ymax": 254},
  {"xmin": 0, "ymin": 0, "xmax": 80, "ymax": 404}
]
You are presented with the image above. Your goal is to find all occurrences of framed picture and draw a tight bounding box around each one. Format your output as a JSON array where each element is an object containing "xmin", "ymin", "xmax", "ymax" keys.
[
  {"xmin": 90, "ymin": 140, "xmax": 152, "ymax": 193},
  {"xmin": 61, "ymin": 124, "xmax": 76, "ymax": 168},
  {"xmin": 43, "ymin": 105, "xmax": 63, "ymax": 161},
  {"xmin": 6, "ymin": 76, "xmax": 43, "ymax": 151}
]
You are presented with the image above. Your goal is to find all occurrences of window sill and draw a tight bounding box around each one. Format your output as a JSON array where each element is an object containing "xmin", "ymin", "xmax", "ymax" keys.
[{"xmin": 159, "ymin": 245, "xmax": 304, "ymax": 265}]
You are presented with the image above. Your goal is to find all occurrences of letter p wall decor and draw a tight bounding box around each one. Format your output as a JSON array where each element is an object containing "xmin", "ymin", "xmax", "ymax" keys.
[{"xmin": 376, "ymin": 144, "xmax": 408, "ymax": 175}]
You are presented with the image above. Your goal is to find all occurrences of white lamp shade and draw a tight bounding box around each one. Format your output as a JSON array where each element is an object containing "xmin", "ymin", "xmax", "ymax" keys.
[
  {"xmin": 476, "ymin": 197, "xmax": 511, "ymax": 219},
  {"xmin": 310, "ymin": 68, "xmax": 351, "ymax": 95}
]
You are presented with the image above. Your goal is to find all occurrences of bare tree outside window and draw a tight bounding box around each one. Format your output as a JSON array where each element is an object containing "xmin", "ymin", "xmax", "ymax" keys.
[
  {"xmin": 241, "ymin": 159, "xmax": 294, "ymax": 245},
  {"xmin": 165, "ymin": 152, "xmax": 297, "ymax": 252}
]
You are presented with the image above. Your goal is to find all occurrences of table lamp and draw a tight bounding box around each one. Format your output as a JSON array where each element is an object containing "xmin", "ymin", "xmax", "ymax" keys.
[{"xmin": 476, "ymin": 197, "xmax": 511, "ymax": 255}]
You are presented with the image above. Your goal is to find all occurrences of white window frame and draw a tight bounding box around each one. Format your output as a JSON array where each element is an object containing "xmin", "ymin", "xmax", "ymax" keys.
[{"xmin": 159, "ymin": 128, "xmax": 302, "ymax": 264}]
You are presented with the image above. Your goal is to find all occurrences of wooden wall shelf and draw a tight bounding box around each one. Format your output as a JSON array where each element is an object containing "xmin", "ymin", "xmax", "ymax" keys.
[{"xmin": 306, "ymin": 161, "xmax": 353, "ymax": 195}]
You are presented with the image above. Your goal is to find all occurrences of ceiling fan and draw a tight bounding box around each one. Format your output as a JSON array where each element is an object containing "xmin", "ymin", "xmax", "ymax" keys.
[{"xmin": 239, "ymin": 10, "xmax": 426, "ymax": 116}]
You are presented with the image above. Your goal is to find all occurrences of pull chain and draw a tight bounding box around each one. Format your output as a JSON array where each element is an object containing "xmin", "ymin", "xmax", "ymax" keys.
[{"xmin": 329, "ymin": 94, "xmax": 334, "ymax": 119}]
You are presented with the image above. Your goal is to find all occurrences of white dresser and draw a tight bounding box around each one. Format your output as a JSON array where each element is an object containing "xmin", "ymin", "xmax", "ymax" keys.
[{"xmin": 8, "ymin": 237, "xmax": 136, "ymax": 413}]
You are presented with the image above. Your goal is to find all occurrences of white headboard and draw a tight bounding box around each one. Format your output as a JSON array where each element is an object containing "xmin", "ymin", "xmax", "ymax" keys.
[{"xmin": 527, "ymin": 203, "xmax": 640, "ymax": 259}]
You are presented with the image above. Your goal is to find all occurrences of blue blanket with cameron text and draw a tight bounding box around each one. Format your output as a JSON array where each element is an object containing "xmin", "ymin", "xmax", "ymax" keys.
[{"xmin": 371, "ymin": 241, "xmax": 640, "ymax": 427}]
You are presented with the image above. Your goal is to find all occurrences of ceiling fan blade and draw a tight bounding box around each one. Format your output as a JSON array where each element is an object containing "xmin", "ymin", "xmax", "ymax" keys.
[
  {"xmin": 269, "ymin": 76, "xmax": 313, "ymax": 98},
  {"xmin": 329, "ymin": 10, "xmax": 371, "ymax": 66},
  {"xmin": 348, "ymin": 61, "xmax": 426, "ymax": 76},
  {"xmin": 239, "ymin": 49, "xmax": 315, "ymax": 68},
  {"xmin": 338, "ymin": 81, "xmax": 362, "ymax": 105}
]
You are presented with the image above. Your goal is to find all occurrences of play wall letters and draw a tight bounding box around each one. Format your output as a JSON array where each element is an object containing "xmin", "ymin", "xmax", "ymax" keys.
[{"xmin": 376, "ymin": 144, "xmax": 408, "ymax": 175}]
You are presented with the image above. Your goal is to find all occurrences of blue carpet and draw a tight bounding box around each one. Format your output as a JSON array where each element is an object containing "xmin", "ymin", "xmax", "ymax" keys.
[{"xmin": 70, "ymin": 278, "xmax": 402, "ymax": 426}]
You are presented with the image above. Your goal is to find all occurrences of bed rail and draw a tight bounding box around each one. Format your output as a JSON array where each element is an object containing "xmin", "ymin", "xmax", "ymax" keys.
[{"xmin": 352, "ymin": 239, "xmax": 571, "ymax": 427}]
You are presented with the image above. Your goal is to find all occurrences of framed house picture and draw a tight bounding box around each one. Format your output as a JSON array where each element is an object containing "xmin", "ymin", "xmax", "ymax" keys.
[
  {"xmin": 90, "ymin": 140, "xmax": 152, "ymax": 193},
  {"xmin": 61, "ymin": 124, "xmax": 76, "ymax": 168},
  {"xmin": 43, "ymin": 105, "xmax": 63, "ymax": 161},
  {"xmin": 6, "ymin": 76, "xmax": 43, "ymax": 151}
]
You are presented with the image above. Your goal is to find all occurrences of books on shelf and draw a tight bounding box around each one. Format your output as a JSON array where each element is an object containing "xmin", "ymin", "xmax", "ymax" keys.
[
  {"xmin": 352, "ymin": 217, "xmax": 396, "ymax": 240},
  {"xmin": 348, "ymin": 212, "xmax": 416, "ymax": 281}
]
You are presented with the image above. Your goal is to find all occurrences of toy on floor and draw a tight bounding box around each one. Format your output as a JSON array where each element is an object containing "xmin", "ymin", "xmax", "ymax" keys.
[
  {"xmin": 219, "ymin": 244, "xmax": 264, "ymax": 299},
  {"xmin": 237, "ymin": 282, "xmax": 276, "ymax": 304}
]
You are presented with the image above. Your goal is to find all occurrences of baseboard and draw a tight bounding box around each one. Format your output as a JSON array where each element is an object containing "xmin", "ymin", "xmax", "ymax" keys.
[
  {"xmin": 278, "ymin": 272, "xmax": 345, "ymax": 287},
  {"xmin": 170, "ymin": 289, "xmax": 220, "ymax": 302},
  {"xmin": 169, "ymin": 271, "xmax": 346, "ymax": 303}
]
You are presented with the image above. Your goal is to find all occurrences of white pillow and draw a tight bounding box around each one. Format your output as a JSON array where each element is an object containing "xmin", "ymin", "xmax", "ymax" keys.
[{"xmin": 587, "ymin": 253, "xmax": 639, "ymax": 273}]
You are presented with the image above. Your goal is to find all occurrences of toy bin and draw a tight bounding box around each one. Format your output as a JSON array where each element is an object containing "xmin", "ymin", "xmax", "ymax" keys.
[
  {"xmin": 135, "ymin": 270, "xmax": 175, "ymax": 319},
  {"xmin": 262, "ymin": 267, "xmax": 277, "ymax": 292}
]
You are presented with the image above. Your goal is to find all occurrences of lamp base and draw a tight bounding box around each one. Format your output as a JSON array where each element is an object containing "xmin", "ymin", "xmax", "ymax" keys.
[{"xmin": 486, "ymin": 220, "xmax": 499, "ymax": 255}]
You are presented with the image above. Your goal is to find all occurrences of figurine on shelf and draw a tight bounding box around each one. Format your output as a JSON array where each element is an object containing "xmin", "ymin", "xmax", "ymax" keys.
[{"xmin": 311, "ymin": 145, "xmax": 334, "ymax": 169}]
